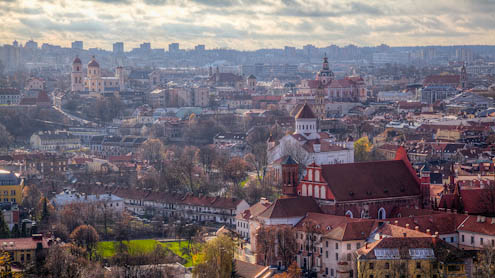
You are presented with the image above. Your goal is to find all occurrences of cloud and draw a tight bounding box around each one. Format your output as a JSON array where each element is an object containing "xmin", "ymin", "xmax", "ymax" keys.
[{"xmin": 0, "ymin": 0, "xmax": 494, "ymax": 50}]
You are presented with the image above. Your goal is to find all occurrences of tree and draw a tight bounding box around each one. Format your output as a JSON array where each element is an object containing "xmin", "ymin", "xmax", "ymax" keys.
[
  {"xmin": 303, "ymin": 220, "xmax": 321, "ymax": 274},
  {"xmin": 199, "ymin": 145, "xmax": 217, "ymax": 175},
  {"xmin": 281, "ymin": 141, "xmax": 310, "ymax": 175},
  {"xmin": 70, "ymin": 225, "xmax": 99, "ymax": 259},
  {"xmin": 276, "ymin": 226, "xmax": 298, "ymax": 270},
  {"xmin": 354, "ymin": 136, "xmax": 372, "ymax": 162},
  {"xmin": 22, "ymin": 184, "xmax": 42, "ymax": 216},
  {"xmin": 193, "ymin": 234, "xmax": 235, "ymax": 278},
  {"xmin": 0, "ymin": 251, "xmax": 22, "ymax": 278},
  {"xmin": 223, "ymin": 157, "xmax": 250, "ymax": 194},
  {"xmin": 0, "ymin": 123, "xmax": 13, "ymax": 150},
  {"xmin": 273, "ymin": 261, "xmax": 302, "ymax": 278},
  {"xmin": 255, "ymin": 224, "xmax": 276, "ymax": 266},
  {"xmin": 0, "ymin": 210, "xmax": 9, "ymax": 238},
  {"xmin": 475, "ymin": 245, "xmax": 495, "ymax": 277},
  {"xmin": 140, "ymin": 138, "xmax": 166, "ymax": 165}
]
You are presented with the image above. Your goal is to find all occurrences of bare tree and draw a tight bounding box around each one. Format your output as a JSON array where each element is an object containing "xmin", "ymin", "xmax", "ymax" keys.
[{"xmin": 281, "ymin": 141, "xmax": 311, "ymax": 174}]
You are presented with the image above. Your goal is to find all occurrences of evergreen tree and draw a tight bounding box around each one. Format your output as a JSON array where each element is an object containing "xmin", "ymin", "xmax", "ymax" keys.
[
  {"xmin": 0, "ymin": 210, "xmax": 10, "ymax": 238},
  {"xmin": 11, "ymin": 224, "xmax": 19, "ymax": 238},
  {"xmin": 41, "ymin": 197, "xmax": 50, "ymax": 221}
]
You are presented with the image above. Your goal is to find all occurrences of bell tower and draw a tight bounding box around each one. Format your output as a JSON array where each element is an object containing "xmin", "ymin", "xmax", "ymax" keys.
[
  {"xmin": 282, "ymin": 156, "xmax": 299, "ymax": 197},
  {"xmin": 71, "ymin": 56, "xmax": 84, "ymax": 92}
]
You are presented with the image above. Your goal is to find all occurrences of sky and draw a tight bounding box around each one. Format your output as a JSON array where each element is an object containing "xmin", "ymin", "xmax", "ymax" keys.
[{"xmin": 1, "ymin": 0, "xmax": 495, "ymax": 51}]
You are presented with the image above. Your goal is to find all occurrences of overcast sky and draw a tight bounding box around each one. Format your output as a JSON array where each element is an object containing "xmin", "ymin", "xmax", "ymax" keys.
[{"xmin": 1, "ymin": 0, "xmax": 494, "ymax": 50}]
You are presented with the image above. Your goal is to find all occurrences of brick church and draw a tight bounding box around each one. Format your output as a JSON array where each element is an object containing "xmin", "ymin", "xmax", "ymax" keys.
[{"xmin": 281, "ymin": 146, "xmax": 431, "ymax": 220}]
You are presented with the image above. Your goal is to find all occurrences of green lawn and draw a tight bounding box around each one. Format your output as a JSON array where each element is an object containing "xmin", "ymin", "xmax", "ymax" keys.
[{"xmin": 96, "ymin": 239, "xmax": 195, "ymax": 267}]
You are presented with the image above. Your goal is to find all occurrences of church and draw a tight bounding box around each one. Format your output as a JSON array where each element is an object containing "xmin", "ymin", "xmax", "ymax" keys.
[
  {"xmin": 71, "ymin": 56, "xmax": 125, "ymax": 93},
  {"xmin": 280, "ymin": 146, "xmax": 429, "ymax": 220},
  {"xmin": 267, "ymin": 103, "xmax": 354, "ymax": 175}
]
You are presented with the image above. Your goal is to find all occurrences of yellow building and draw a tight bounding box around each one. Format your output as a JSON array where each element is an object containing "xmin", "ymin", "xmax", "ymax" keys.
[
  {"xmin": 1, "ymin": 235, "xmax": 50, "ymax": 265},
  {"xmin": 357, "ymin": 237, "xmax": 469, "ymax": 278},
  {"xmin": 0, "ymin": 170, "xmax": 23, "ymax": 204}
]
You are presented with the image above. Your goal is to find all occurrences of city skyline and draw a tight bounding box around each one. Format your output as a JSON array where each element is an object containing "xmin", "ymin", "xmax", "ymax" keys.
[{"xmin": 1, "ymin": 0, "xmax": 495, "ymax": 51}]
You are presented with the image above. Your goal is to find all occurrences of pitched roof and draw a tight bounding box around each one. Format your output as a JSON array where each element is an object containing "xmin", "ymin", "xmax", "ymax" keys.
[
  {"xmin": 258, "ymin": 197, "xmax": 321, "ymax": 219},
  {"xmin": 438, "ymin": 188, "xmax": 495, "ymax": 215},
  {"xmin": 457, "ymin": 215, "xmax": 495, "ymax": 236},
  {"xmin": 294, "ymin": 213, "xmax": 356, "ymax": 232},
  {"xmin": 325, "ymin": 220, "xmax": 378, "ymax": 241},
  {"xmin": 235, "ymin": 260, "xmax": 269, "ymax": 278},
  {"xmin": 387, "ymin": 213, "xmax": 467, "ymax": 235},
  {"xmin": 295, "ymin": 103, "xmax": 316, "ymax": 119},
  {"xmin": 357, "ymin": 237, "xmax": 467, "ymax": 262},
  {"xmin": 320, "ymin": 160, "xmax": 420, "ymax": 201}
]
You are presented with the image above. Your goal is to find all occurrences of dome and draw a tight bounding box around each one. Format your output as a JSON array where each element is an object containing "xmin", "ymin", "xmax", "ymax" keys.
[
  {"xmin": 88, "ymin": 56, "xmax": 99, "ymax": 67},
  {"xmin": 73, "ymin": 57, "xmax": 81, "ymax": 64}
]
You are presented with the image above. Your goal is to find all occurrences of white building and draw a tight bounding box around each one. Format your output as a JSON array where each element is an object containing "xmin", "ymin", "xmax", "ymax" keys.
[
  {"xmin": 267, "ymin": 103, "xmax": 354, "ymax": 170},
  {"xmin": 30, "ymin": 131, "xmax": 81, "ymax": 151},
  {"xmin": 51, "ymin": 190, "xmax": 124, "ymax": 212}
]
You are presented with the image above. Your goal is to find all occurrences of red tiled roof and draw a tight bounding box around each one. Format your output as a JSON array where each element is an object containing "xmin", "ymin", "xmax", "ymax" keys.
[
  {"xmin": 258, "ymin": 197, "xmax": 321, "ymax": 219},
  {"xmin": 320, "ymin": 160, "xmax": 420, "ymax": 201},
  {"xmin": 234, "ymin": 260, "xmax": 269, "ymax": 278},
  {"xmin": 388, "ymin": 213, "xmax": 467, "ymax": 235},
  {"xmin": 294, "ymin": 213, "xmax": 357, "ymax": 232},
  {"xmin": 19, "ymin": 97, "xmax": 37, "ymax": 105},
  {"xmin": 457, "ymin": 215, "xmax": 495, "ymax": 236},
  {"xmin": 325, "ymin": 220, "xmax": 378, "ymax": 241},
  {"xmin": 295, "ymin": 103, "xmax": 316, "ymax": 119},
  {"xmin": 439, "ymin": 188, "xmax": 495, "ymax": 215},
  {"xmin": 0, "ymin": 237, "xmax": 50, "ymax": 251}
]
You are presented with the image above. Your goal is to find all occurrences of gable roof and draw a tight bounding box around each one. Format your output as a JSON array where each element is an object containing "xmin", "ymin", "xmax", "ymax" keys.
[
  {"xmin": 320, "ymin": 160, "xmax": 421, "ymax": 201},
  {"xmin": 258, "ymin": 197, "xmax": 321, "ymax": 219},
  {"xmin": 325, "ymin": 220, "xmax": 378, "ymax": 241},
  {"xmin": 295, "ymin": 103, "xmax": 316, "ymax": 119}
]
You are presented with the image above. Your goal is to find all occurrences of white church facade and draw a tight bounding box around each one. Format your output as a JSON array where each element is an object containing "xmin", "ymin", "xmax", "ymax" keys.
[
  {"xmin": 71, "ymin": 56, "xmax": 125, "ymax": 93},
  {"xmin": 267, "ymin": 103, "xmax": 354, "ymax": 169}
]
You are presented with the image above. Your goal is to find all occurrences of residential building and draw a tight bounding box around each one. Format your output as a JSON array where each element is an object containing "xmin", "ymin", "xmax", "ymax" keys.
[
  {"xmin": 236, "ymin": 198, "xmax": 271, "ymax": 240},
  {"xmin": 51, "ymin": 190, "xmax": 124, "ymax": 212},
  {"xmin": 356, "ymin": 237, "xmax": 470, "ymax": 278},
  {"xmin": 30, "ymin": 131, "xmax": 81, "ymax": 151},
  {"xmin": 1, "ymin": 234, "xmax": 51, "ymax": 266},
  {"xmin": 0, "ymin": 170, "xmax": 23, "ymax": 204},
  {"xmin": 0, "ymin": 89, "xmax": 21, "ymax": 105}
]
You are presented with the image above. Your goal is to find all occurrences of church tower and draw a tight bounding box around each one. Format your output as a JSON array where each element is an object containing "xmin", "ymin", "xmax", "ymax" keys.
[
  {"xmin": 247, "ymin": 74, "xmax": 257, "ymax": 94},
  {"xmin": 314, "ymin": 85, "xmax": 326, "ymax": 120},
  {"xmin": 295, "ymin": 103, "xmax": 318, "ymax": 138},
  {"xmin": 116, "ymin": 66, "xmax": 125, "ymax": 91},
  {"xmin": 71, "ymin": 57, "xmax": 84, "ymax": 92},
  {"xmin": 316, "ymin": 55, "xmax": 334, "ymax": 86},
  {"xmin": 282, "ymin": 156, "xmax": 299, "ymax": 197}
]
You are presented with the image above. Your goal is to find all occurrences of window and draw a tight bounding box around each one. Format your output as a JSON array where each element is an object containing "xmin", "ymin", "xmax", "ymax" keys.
[
  {"xmin": 378, "ymin": 207, "xmax": 386, "ymax": 219},
  {"xmin": 325, "ymin": 268, "xmax": 328, "ymax": 275},
  {"xmin": 450, "ymin": 237, "xmax": 454, "ymax": 243},
  {"xmin": 10, "ymin": 190, "xmax": 15, "ymax": 196},
  {"xmin": 369, "ymin": 263, "xmax": 374, "ymax": 270},
  {"xmin": 326, "ymin": 241, "xmax": 328, "ymax": 248},
  {"xmin": 331, "ymin": 269, "xmax": 334, "ymax": 276},
  {"xmin": 325, "ymin": 251, "xmax": 328, "ymax": 258},
  {"xmin": 385, "ymin": 262, "xmax": 390, "ymax": 269},
  {"xmin": 462, "ymin": 235, "xmax": 465, "ymax": 242},
  {"xmin": 416, "ymin": 275, "xmax": 421, "ymax": 278},
  {"xmin": 356, "ymin": 243, "xmax": 361, "ymax": 249},
  {"xmin": 347, "ymin": 243, "xmax": 351, "ymax": 250},
  {"xmin": 492, "ymin": 239, "xmax": 494, "ymax": 247},
  {"xmin": 347, "ymin": 253, "xmax": 351, "ymax": 261},
  {"xmin": 335, "ymin": 253, "xmax": 338, "ymax": 260},
  {"xmin": 416, "ymin": 262, "xmax": 421, "ymax": 269},
  {"xmin": 481, "ymin": 238, "xmax": 484, "ymax": 245},
  {"xmin": 3, "ymin": 191, "xmax": 7, "ymax": 196},
  {"xmin": 471, "ymin": 236, "xmax": 474, "ymax": 244},
  {"xmin": 335, "ymin": 243, "xmax": 339, "ymax": 250}
]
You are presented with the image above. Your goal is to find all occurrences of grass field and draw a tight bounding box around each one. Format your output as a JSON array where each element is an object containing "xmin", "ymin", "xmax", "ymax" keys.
[{"xmin": 96, "ymin": 239, "xmax": 195, "ymax": 267}]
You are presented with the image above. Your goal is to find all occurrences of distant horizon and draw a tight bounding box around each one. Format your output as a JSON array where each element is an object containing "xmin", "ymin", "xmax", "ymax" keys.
[
  {"xmin": 6, "ymin": 39, "xmax": 495, "ymax": 52},
  {"xmin": 2, "ymin": 0, "xmax": 495, "ymax": 51}
]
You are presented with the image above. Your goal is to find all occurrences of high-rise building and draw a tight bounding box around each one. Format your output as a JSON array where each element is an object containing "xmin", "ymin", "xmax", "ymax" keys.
[
  {"xmin": 113, "ymin": 42, "xmax": 124, "ymax": 54},
  {"xmin": 71, "ymin": 41, "xmax": 83, "ymax": 50},
  {"xmin": 25, "ymin": 40, "xmax": 38, "ymax": 50},
  {"xmin": 168, "ymin": 43, "xmax": 179, "ymax": 52},
  {"xmin": 140, "ymin": 42, "xmax": 151, "ymax": 50},
  {"xmin": 194, "ymin": 44, "xmax": 205, "ymax": 51}
]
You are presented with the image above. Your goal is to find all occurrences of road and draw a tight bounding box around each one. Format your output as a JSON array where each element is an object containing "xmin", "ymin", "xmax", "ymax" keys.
[{"xmin": 51, "ymin": 91, "xmax": 95, "ymax": 126}]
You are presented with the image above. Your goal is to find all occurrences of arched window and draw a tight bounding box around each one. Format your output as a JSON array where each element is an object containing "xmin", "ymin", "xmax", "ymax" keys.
[
  {"xmin": 378, "ymin": 208, "xmax": 386, "ymax": 220},
  {"xmin": 302, "ymin": 184, "xmax": 307, "ymax": 196},
  {"xmin": 320, "ymin": 186, "xmax": 326, "ymax": 199},
  {"xmin": 308, "ymin": 185, "xmax": 312, "ymax": 196},
  {"xmin": 345, "ymin": 210, "xmax": 353, "ymax": 218},
  {"xmin": 315, "ymin": 170, "xmax": 320, "ymax": 182},
  {"xmin": 314, "ymin": 186, "xmax": 320, "ymax": 198},
  {"xmin": 308, "ymin": 169, "xmax": 313, "ymax": 181}
]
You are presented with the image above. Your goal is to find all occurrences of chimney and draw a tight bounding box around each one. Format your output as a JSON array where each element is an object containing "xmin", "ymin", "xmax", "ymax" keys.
[
  {"xmin": 465, "ymin": 211, "xmax": 469, "ymax": 215},
  {"xmin": 379, "ymin": 233, "xmax": 383, "ymax": 239},
  {"xmin": 394, "ymin": 220, "xmax": 398, "ymax": 224},
  {"xmin": 432, "ymin": 235, "xmax": 438, "ymax": 246},
  {"xmin": 426, "ymin": 229, "xmax": 431, "ymax": 235},
  {"xmin": 405, "ymin": 224, "xmax": 410, "ymax": 229}
]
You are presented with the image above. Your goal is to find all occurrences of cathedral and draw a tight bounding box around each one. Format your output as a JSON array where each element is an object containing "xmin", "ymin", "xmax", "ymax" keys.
[
  {"xmin": 298, "ymin": 56, "xmax": 368, "ymax": 106},
  {"xmin": 71, "ymin": 56, "xmax": 125, "ymax": 93}
]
